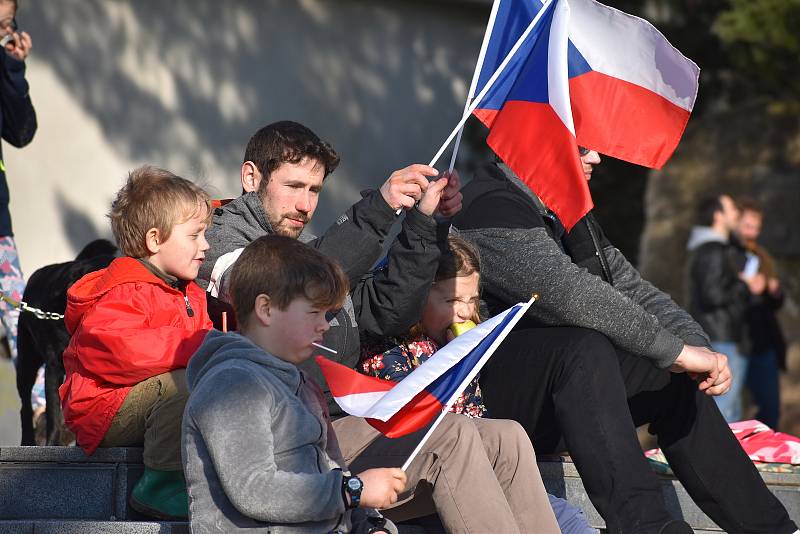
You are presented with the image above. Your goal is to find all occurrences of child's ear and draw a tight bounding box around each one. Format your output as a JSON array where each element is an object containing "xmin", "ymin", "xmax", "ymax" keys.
[
  {"xmin": 241, "ymin": 161, "xmax": 263, "ymax": 193},
  {"xmin": 145, "ymin": 228, "xmax": 161, "ymax": 255},
  {"xmin": 253, "ymin": 294, "xmax": 273, "ymax": 326}
]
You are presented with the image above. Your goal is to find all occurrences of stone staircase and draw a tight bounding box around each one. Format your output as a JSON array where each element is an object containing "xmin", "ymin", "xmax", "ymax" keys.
[
  {"xmin": 0, "ymin": 447, "xmax": 186, "ymax": 533},
  {"xmin": 538, "ymin": 457, "xmax": 800, "ymax": 533},
  {"xmin": 2, "ymin": 446, "xmax": 800, "ymax": 533}
]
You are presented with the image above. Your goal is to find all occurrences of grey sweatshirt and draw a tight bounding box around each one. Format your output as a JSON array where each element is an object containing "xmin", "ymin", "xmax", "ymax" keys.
[
  {"xmin": 454, "ymin": 163, "xmax": 710, "ymax": 369},
  {"xmin": 182, "ymin": 330, "xmax": 392, "ymax": 534},
  {"xmin": 686, "ymin": 226, "xmax": 726, "ymax": 251}
]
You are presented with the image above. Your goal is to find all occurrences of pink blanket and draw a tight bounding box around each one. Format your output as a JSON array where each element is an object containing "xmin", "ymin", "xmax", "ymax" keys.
[{"xmin": 646, "ymin": 420, "xmax": 800, "ymax": 468}]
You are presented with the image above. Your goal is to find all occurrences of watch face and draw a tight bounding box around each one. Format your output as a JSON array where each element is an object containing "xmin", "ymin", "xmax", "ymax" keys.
[{"xmin": 347, "ymin": 477, "xmax": 363, "ymax": 491}]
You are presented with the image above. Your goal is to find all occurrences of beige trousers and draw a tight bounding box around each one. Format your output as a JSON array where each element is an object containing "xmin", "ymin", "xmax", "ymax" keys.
[
  {"xmin": 100, "ymin": 369, "xmax": 188, "ymax": 471},
  {"xmin": 333, "ymin": 414, "xmax": 560, "ymax": 534}
]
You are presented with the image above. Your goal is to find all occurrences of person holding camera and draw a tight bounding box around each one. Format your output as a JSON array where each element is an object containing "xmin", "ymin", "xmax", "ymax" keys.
[{"xmin": 0, "ymin": 0, "xmax": 36, "ymax": 359}]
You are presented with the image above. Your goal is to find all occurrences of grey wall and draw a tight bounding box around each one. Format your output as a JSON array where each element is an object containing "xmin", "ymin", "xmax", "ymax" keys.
[{"xmin": 5, "ymin": 0, "xmax": 489, "ymax": 274}]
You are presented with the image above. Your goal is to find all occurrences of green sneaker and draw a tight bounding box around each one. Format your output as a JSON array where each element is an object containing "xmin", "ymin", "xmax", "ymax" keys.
[{"xmin": 130, "ymin": 467, "xmax": 189, "ymax": 520}]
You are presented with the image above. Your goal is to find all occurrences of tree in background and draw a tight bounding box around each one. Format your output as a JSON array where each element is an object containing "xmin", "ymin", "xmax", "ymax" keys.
[{"xmin": 712, "ymin": 0, "xmax": 800, "ymax": 105}]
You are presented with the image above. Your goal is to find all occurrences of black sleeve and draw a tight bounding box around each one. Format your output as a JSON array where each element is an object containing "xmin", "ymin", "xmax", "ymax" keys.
[
  {"xmin": 309, "ymin": 189, "xmax": 397, "ymax": 288},
  {"xmin": 692, "ymin": 246, "xmax": 748, "ymax": 310},
  {"xmin": 351, "ymin": 207, "xmax": 442, "ymax": 337},
  {"xmin": 0, "ymin": 55, "xmax": 36, "ymax": 148}
]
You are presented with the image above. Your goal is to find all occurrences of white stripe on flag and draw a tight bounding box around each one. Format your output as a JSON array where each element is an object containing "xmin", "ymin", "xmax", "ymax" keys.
[
  {"xmin": 567, "ymin": 0, "xmax": 699, "ymax": 111},
  {"xmin": 333, "ymin": 391, "xmax": 393, "ymax": 417},
  {"xmin": 548, "ymin": 0, "xmax": 575, "ymax": 135},
  {"xmin": 364, "ymin": 306, "xmax": 517, "ymax": 421}
]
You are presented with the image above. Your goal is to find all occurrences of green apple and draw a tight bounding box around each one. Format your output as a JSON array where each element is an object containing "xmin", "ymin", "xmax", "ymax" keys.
[{"xmin": 449, "ymin": 320, "xmax": 477, "ymax": 337}]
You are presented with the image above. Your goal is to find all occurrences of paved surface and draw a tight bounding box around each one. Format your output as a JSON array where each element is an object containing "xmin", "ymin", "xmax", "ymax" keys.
[{"xmin": 0, "ymin": 357, "xmax": 20, "ymax": 446}]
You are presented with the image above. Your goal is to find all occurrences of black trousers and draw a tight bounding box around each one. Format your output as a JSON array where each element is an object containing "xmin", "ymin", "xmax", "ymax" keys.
[{"xmin": 479, "ymin": 326, "xmax": 796, "ymax": 534}]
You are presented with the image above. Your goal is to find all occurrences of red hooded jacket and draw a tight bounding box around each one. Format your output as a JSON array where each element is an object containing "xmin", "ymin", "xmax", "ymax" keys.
[{"xmin": 59, "ymin": 257, "xmax": 212, "ymax": 454}]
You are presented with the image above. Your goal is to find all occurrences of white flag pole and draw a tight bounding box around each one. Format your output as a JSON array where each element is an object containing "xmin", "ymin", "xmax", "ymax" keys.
[
  {"xmin": 401, "ymin": 294, "xmax": 539, "ymax": 471},
  {"xmin": 448, "ymin": 0, "xmax": 502, "ymax": 172},
  {"xmin": 428, "ymin": 0, "xmax": 553, "ymax": 170}
]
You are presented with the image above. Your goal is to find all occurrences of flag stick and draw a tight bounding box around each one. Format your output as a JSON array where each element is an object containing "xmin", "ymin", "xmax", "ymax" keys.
[
  {"xmin": 396, "ymin": 0, "xmax": 550, "ymax": 215},
  {"xmin": 428, "ymin": 0, "xmax": 553, "ymax": 170},
  {"xmin": 448, "ymin": 0, "xmax": 502, "ymax": 172},
  {"xmin": 401, "ymin": 294, "xmax": 539, "ymax": 471},
  {"xmin": 401, "ymin": 409, "xmax": 449, "ymax": 472}
]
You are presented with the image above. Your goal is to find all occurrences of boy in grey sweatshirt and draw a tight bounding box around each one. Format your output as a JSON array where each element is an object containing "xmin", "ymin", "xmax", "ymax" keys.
[{"xmin": 182, "ymin": 234, "xmax": 405, "ymax": 533}]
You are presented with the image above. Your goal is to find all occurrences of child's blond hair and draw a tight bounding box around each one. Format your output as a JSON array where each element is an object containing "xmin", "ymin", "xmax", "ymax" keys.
[{"xmin": 109, "ymin": 165, "xmax": 211, "ymax": 258}]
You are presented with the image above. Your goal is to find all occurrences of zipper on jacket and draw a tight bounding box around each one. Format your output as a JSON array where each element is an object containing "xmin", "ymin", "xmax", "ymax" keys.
[
  {"xmin": 183, "ymin": 294, "xmax": 195, "ymax": 317},
  {"xmin": 586, "ymin": 217, "xmax": 613, "ymax": 285}
]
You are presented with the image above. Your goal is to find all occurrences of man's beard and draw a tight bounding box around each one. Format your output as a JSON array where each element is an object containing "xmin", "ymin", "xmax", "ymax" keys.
[{"xmin": 271, "ymin": 213, "xmax": 308, "ymax": 239}]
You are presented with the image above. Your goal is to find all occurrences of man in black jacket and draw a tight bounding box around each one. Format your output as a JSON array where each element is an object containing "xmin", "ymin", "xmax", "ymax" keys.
[
  {"xmin": 453, "ymin": 152, "xmax": 797, "ymax": 534},
  {"xmin": 0, "ymin": 0, "xmax": 36, "ymax": 359},
  {"xmin": 687, "ymin": 194, "xmax": 751, "ymax": 424}
]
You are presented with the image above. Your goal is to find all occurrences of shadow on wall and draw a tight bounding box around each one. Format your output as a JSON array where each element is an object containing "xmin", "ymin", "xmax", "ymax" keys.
[
  {"xmin": 54, "ymin": 189, "xmax": 113, "ymax": 253},
  {"xmin": 23, "ymin": 0, "xmax": 486, "ymax": 233}
]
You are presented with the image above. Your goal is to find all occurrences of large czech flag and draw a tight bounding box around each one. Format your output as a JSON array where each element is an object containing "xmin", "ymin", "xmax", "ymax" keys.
[
  {"xmin": 473, "ymin": 0, "xmax": 699, "ymax": 230},
  {"xmin": 316, "ymin": 301, "xmax": 532, "ymax": 438}
]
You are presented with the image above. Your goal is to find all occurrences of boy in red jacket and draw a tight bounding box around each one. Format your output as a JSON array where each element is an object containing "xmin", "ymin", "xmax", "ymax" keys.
[{"xmin": 59, "ymin": 166, "xmax": 212, "ymax": 519}]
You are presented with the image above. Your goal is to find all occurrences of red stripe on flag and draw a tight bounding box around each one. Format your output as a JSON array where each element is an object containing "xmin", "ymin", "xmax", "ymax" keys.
[
  {"xmin": 473, "ymin": 108, "xmax": 499, "ymax": 129},
  {"xmin": 367, "ymin": 389, "xmax": 444, "ymax": 438},
  {"xmin": 315, "ymin": 356, "xmax": 394, "ymax": 397},
  {"xmin": 570, "ymin": 71, "xmax": 692, "ymax": 169},
  {"xmin": 486, "ymin": 100, "xmax": 592, "ymax": 230}
]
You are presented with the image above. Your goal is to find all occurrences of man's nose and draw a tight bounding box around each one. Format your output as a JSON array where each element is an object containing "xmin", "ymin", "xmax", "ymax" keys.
[{"xmin": 296, "ymin": 192, "xmax": 312, "ymax": 213}]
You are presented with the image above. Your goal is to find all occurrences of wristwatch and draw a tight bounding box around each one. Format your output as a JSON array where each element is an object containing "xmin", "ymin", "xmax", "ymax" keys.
[{"xmin": 342, "ymin": 474, "xmax": 363, "ymax": 509}]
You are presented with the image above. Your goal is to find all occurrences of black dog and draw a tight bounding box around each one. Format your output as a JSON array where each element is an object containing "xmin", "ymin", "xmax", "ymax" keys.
[{"xmin": 16, "ymin": 239, "xmax": 117, "ymax": 445}]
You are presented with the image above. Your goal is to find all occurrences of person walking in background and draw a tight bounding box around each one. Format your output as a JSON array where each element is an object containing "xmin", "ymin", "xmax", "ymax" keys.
[
  {"xmin": 735, "ymin": 196, "xmax": 786, "ymax": 429},
  {"xmin": 686, "ymin": 193, "xmax": 750, "ymax": 423},
  {"xmin": 0, "ymin": 0, "xmax": 36, "ymax": 358}
]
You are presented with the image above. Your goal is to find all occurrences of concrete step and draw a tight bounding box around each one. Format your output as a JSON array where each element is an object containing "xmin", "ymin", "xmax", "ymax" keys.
[
  {"xmin": 3, "ymin": 446, "xmax": 800, "ymax": 532},
  {"xmin": 0, "ymin": 447, "xmax": 144, "ymax": 521},
  {"xmin": 0, "ymin": 520, "xmax": 188, "ymax": 534},
  {"xmin": 0, "ymin": 521, "xmax": 433, "ymax": 534},
  {"xmin": 539, "ymin": 456, "xmax": 800, "ymax": 532}
]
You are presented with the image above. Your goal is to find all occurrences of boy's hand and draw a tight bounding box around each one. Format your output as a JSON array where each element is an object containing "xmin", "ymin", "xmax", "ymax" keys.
[
  {"xmin": 357, "ymin": 468, "xmax": 407, "ymax": 509},
  {"xmin": 380, "ymin": 165, "xmax": 438, "ymax": 211}
]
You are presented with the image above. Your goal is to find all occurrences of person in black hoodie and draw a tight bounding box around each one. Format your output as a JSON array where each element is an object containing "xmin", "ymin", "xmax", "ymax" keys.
[
  {"xmin": 452, "ymin": 150, "xmax": 797, "ymax": 534},
  {"xmin": 0, "ymin": 0, "xmax": 36, "ymax": 360}
]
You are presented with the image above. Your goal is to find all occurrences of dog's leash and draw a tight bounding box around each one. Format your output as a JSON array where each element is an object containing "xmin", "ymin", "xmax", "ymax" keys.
[{"xmin": 0, "ymin": 290, "xmax": 64, "ymax": 321}]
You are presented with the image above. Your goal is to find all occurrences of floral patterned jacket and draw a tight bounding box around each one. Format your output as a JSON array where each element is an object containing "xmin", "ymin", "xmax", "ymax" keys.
[{"xmin": 359, "ymin": 333, "xmax": 487, "ymax": 418}]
